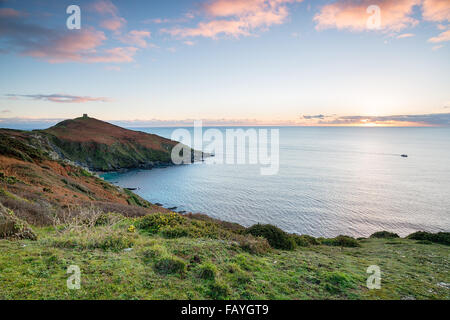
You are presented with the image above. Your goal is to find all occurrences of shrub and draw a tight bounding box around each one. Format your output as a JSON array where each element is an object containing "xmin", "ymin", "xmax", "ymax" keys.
[
  {"xmin": 208, "ymin": 280, "xmax": 231, "ymax": 299},
  {"xmin": 407, "ymin": 231, "xmax": 450, "ymax": 246},
  {"xmin": 91, "ymin": 233, "xmax": 134, "ymax": 251},
  {"xmin": 137, "ymin": 212, "xmax": 185, "ymax": 234},
  {"xmin": 94, "ymin": 212, "xmax": 124, "ymax": 226},
  {"xmin": 0, "ymin": 204, "xmax": 37, "ymax": 241},
  {"xmin": 238, "ymin": 235, "xmax": 271, "ymax": 254},
  {"xmin": 290, "ymin": 234, "xmax": 319, "ymax": 247},
  {"xmin": 198, "ymin": 262, "xmax": 217, "ymax": 280},
  {"xmin": 160, "ymin": 225, "xmax": 189, "ymax": 238},
  {"xmin": 321, "ymin": 235, "xmax": 360, "ymax": 248},
  {"xmin": 246, "ymin": 224, "xmax": 296, "ymax": 250},
  {"xmin": 50, "ymin": 229, "xmax": 134, "ymax": 251},
  {"xmin": 370, "ymin": 231, "xmax": 400, "ymax": 239},
  {"xmin": 154, "ymin": 254, "xmax": 186, "ymax": 275}
]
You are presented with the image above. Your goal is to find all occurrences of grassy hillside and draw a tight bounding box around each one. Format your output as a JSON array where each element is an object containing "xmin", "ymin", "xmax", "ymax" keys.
[
  {"xmin": 0, "ymin": 121, "xmax": 448, "ymax": 300},
  {"xmin": 41, "ymin": 116, "xmax": 179, "ymax": 171},
  {"xmin": 0, "ymin": 212, "xmax": 448, "ymax": 300}
]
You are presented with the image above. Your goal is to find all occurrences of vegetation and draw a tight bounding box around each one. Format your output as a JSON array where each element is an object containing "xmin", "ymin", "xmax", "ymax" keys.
[
  {"xmin": 0, "ymin": 215, "xmax": 448, "ymax": 300},
  {"xmin": 370, "ymin": 231, "xmax": 400, "ymax": 239},
  {"xmin": 407, "ymin": 231, "xmax": 450, "ymax": 246},
  {"xmin": 246, "ymin": 224, "xmax": 296, "ymax": 250}
]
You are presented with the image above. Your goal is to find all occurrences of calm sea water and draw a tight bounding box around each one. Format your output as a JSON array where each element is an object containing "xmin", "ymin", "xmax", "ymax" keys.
[{"xmin": 103, "ymin": 127, "xmax": 450, "ymax": 237}]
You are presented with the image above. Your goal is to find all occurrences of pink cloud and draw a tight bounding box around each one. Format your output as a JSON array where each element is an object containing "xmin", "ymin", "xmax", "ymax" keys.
[
  {"xmin": 119, "ymin": 30, "xmax": 152, "ymax": 48},
  {"xmin": 100, "ymin": 17, "xmax": 126, "ymax": 31},
  {"xmin": 397, "ymin": 33, "xmax": 415, "ymax": 38},
  {"xmin": 422, "ymin": 0, "xmax": 450, "ymax": 22},
  {"xmin": 6, "ymin": 94, "xmax": 111, "ymax": 103},
  {"xmin": 428, "ymin": 29, "xmax": 450, "ymax": 42},
  {"xmin": 91, "ymin": 0, "xmax": 119, "ymax": 16},
  {"xmin": 163, "ymin": 0, "xmax": 303, "ymax": 39},
  {"xmin": 0, "ymin": 8, "xmax": 24, "ymax": 18},
  {"xmin": 314, "ymin": 0, "xmax": 421, "ymax": 32},
  {"xmin": 92, "ymin": 0, "xmax": 127, "ymax": 32}
]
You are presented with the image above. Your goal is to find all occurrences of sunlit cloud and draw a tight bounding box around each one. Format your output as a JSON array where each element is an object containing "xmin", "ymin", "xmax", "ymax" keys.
[
  {"xmin": 314, "ymin": 0, "xmax": 420, "ymax": 32},
  {"xmin": 119, "ymin": 30, "xmax": 152, "ymax": 48},
  {"xmin": 0, "ymin": 10, "xmax": 138, "ymax": 63},
  {"xmin": 303, "ymin": 113, "xmax": 450, "ymax": 126},
  {"xmin": 422, "ymin": 0, "xmax": 450, "ymax": 22},
  {"xmin": 428, "ymin": 29, "xmax": 450, "ymax": 42},
  {"xmin": 0, "ymin": 8, "xmax": 24, "ymax": 18},
  {"xmin": 432, "ymin": 44, "xmax": 444, "ymax": 50},
  {"xmin": 162, "ymin": 0, "xmax": 303, "ymax": 39},
  {"xmin": 397, "ymin": 33, "xmax": 415, "ymax": 39},
  {"xmin": 5, "ymin": 94, "xmax": 111, "ymax": 103},
  {"xmin": 91, "ymin": 0, "xmax": 127, "ymax": 32}
]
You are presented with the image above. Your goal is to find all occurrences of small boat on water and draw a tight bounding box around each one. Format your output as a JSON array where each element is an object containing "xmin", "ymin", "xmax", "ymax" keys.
[{"xmin": 401, "ymin": 154, "xmax": 408, "ymax": 158}]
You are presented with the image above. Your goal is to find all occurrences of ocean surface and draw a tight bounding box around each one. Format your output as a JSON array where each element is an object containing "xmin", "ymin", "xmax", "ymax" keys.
[{"xmin": 103, "ymin": 127, "xmax": 450, "ymax": 237}]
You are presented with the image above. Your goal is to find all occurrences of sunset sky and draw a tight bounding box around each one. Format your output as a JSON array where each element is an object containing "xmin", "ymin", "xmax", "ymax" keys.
[{"xmin": 0, "ymin": 0, "xmax": 449, "ymax": 127}]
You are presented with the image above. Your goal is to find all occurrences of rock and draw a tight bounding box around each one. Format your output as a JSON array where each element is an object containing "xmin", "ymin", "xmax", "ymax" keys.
[{"xmin": 437, "ymin": 282, "xmax": 450, "ymax": 289}]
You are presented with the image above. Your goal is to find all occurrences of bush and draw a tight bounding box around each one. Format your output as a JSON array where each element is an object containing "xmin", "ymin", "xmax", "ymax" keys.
[
  {"xmin": 92, "ymin": 233, "xmax": 134, "ymax": 251},
  {"xmin": 160, "ymin": 225, "xmax": 189, "ymax": 238},
  {"xmin": 407, "ymin": 231, "xmax": 450, "ymax": 246},
  {"xmin": 137, "ymin": 212, "xmax": 185, "ymax": 234},
  {"xmin": 198, "ymin": 262, "xmax": 217, "ymax": 280},
  {"xmin": 0, "ymin": 204, "xmax": 37, "ymax": 241},
  {"xmin": 290, "ymin": 234, "xmax": 319, "ymax": 247},
  {"xmin": 238, "ymin": 235, "xmax": 271, "ymax": 254},
  {"xmin": 154, "ymin": 254, "xmax": 186, "ymax": 275},
  {"xmin": 208, "ymin": 280, "xmax": 231, "ymax": 299},
  {"xmin": 246, "ymin": 224, "xmax": 296, "ymax": 250},
  {"xmin": 321, "ymin": 235, "xmax": 360, "ymax": 248},
  {"xmin": 370, "ymin": 231, "xmax": 400, "ymax": 239}
]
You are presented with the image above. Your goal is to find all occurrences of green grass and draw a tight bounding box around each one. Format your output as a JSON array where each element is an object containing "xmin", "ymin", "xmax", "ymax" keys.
[{"xmin": 0, "ymin": 225, "xmax": 448, "ymax": 300}]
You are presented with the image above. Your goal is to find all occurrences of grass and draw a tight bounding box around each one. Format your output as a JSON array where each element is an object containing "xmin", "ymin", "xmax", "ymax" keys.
[{"xmin": 0, "ymin": 221, "xmax": 448, "ymax": 300}]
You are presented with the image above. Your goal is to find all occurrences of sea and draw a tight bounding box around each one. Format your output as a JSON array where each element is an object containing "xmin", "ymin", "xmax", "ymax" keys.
[{"xmin": 102, "ymin": 127, "xmax": 450, "ymax": 238}]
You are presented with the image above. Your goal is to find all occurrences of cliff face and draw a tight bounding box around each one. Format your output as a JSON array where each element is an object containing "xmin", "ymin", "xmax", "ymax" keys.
[{"xmin": 40, "ymin": 116, "xmax": 179, "ymax": 171}]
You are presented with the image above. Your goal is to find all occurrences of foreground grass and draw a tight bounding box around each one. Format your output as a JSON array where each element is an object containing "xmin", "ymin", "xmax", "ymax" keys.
[{"xmin": 0, "ymin": 226, "xmax": 448, "ymax": 300}]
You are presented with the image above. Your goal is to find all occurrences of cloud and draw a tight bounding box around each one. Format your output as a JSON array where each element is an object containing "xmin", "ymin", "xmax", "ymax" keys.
[
  {"xmin": 428, "ymin": 29, "xmax": 450, "ymax": 42},
  {"xmin": 183, "ymin": 40, "xmax": 196, "ymax": 46},
  {"xmin": 91, "ymin": 0, "xmax": 126, "ymax": 32},
  {"xmin": 303, "ymin": 114, "xmax": 326, "ymax": 119},
  {"xmin": 314, "ymin": 0, "xmax": 420, "ymax": 32},
  {"xmin": 100, "ymin": 17, "xmax": 127, "ymax": 31},
  {"xmin": 397, "ymin": 33, "xmax": 415, "ymax": 39},
  {"xmin": 0, "ymin": 12, "xmax": 137, "ymax": 63},
  {"xmin": 0, "ymin": 8, "xmax": 24, "ymax": 18},
  {"xmin": 422, "ymin": 0, "xmax": 450, "ymax": 22},
  {"xmin": 119, "ymin": 30, "xmax": 152, "ymax": 48},
  {"xmin": 312, "ymin": 113, "xmax": 450, "ymax": 126},
  {"xmin": 162, "ymin": 0, "xmax": 303, "ymax": 39},
  {"xmin": 5, "ymin": 94, "xmax": 111, "ymax": 103},
  {"xmin": 432, "ymin": 44, "xmax": 444, "ymax": 50},
  {"xmin": 1, "ymin": 109, "xmax": 11, "ymax": 113}
]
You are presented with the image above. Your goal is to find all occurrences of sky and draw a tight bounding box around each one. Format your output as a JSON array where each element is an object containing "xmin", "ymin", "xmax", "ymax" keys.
[{"xmin": 0, "ymin": 0, "xmax": 449, "ymax": 127}]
